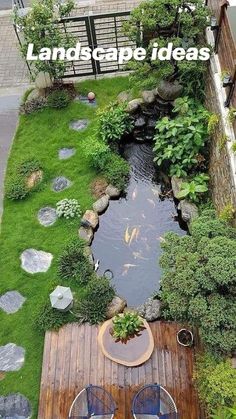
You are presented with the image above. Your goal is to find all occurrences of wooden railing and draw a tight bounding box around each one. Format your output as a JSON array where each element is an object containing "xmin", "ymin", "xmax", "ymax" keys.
[{"xmin": 207, "ymin": 0, "xmax": 236, "ymax": 114}]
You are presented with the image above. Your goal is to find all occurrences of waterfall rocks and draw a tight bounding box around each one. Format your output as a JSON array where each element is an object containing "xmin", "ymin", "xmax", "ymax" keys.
[
  {"xmin": 93, "ymin": 195, "xmax": 109, "ymax": 214},
  {"xmin": 137, "ymin": 297, "xmax": 161, "ymax": 322},
  {"xmin": 106, "ymin": 296, "xmax": 127, "ymax": 319}
]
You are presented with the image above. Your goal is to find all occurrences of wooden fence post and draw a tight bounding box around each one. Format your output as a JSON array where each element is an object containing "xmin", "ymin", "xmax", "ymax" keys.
[
  {"xmin": 225, "ymin": 65, "xmax": 236, "ymax": 107},
  {"xmin": 214, "ymin": 0, "xmax": 229, "ymax": 53}
]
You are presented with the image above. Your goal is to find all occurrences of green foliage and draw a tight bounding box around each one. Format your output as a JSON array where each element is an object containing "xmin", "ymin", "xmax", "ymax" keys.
[
  {"xmin": 232, "ymin": 143, "xmax": 236, "ymax": 154},
  {"xmin": 178, "ymin": 60, "xmax": 209, "ymax": 100},
  {"xmin": 34, "ymin": 302, "xmax": 74, "ymax": 332},
  {"xmin": 160, "ymin": 210, "xmax": 236, "ymax": 354},
  {"xmin": 84, "ymin": 136, "xmax": 111, "ymax": 171},
  {"xmin": 5, "ymin": 158, "xmax": 42, "ymax": 200},
  {"xmin": 177, "ymin": 173, "xmax": 209, "ymax": 203},
  {"xmin": 58, "ymin": 238, "xmax": 94, "ymax": 286},
  {"xmin": 47, "ymin": 90, "xmax": 71, "ymax": 109},
  {"xmin": 194, "ymin": 354, "xmax": 236, "ymax": 414},
  {"xmin": 56, "ymin": 198, "xmax": 81, "ymax": 219},
  {"xmin": 112, "ymin": 312, "xmax": 144, "ymax": 342},
  {"xmin": 20, "ymin": 97, "xmax": 47, "ymax": 114},
  {"xmin": 97, "ymin": 103, "xmax": 133, "ymax": 143},
  {"xmin": 212, "ymin": 406, "xmax": 236, "ymax": 419},
  {"xmin": 153, "ymin": 99, "xmax": 209, "ymax": 177},
  {"xmin": 104, "ymin": 154, "xmax": 130, "ymax": 191},
  {"xmin": 76, "ymin": 277, "xmax": 115, "ymax": 324},
  {"xmin": 14, "ymin": 0, "xmax": 75, "ymax": 78},
  {"xmin": 208, "ymin": 114, "xmax": 220, "ymax": 135},
  {"xmin": 228, "ymin": 107, "xmax": 236, "ymax": 124},
  {"xmin": 219, "ymin": 203, "xmax": 235, "ymax": 223}
]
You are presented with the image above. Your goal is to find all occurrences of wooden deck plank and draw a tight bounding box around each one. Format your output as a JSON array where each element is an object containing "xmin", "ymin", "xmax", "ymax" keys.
[{"xmin": 38, "ymin": 321, "xmax": 204, "ymax": 419}]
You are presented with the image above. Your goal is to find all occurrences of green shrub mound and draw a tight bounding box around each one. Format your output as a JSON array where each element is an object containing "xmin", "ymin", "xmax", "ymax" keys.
[
  {"xmin": 58, "ymin": 238, "xmax": 93, "ymax": 286},
  {"xmin": 76, "ymin": 276, "xmax": 115, "ymax": 324},
  {"xmin": 47, "ymin": 90, "xmax": 71, "ymax": 109},
  {"xmin": 97, "ymin": 103, "xmax": 134, "ymax": 144},
  {"xmin": 6, "ymin": 158, "xmax": 42, "ymax": 200},
  {"xmin": 194, "ymin": 354, "xmax": 236, "ymax": 415},
  {"xmin": 35, "ymin": 302, "xmax": 75, "ymax": 332},
  {"xmin": 105, "ymin": 154, "xmax": 130, "ymax": 191},
  {"xmin": 160, "ymin": 210, "xmax": 236, "ymax": 355}
]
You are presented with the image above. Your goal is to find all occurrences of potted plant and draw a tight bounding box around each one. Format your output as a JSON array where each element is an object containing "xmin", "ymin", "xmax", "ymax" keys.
[
  {"xmin": 111, "ymin": 312, "xmax": 145, "ymax": 343},
  {"xmin": 177, "ymin": 328, "xmax": 194, "ymax": 347}
]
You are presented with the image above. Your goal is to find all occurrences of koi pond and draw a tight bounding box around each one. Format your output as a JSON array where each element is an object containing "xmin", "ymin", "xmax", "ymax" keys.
[{"xmin": 92, "ymin": 141, "xmax": 187, "ymax": 306}]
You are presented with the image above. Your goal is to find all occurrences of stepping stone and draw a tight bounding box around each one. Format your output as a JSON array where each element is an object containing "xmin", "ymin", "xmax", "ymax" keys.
[
  {"xmin": 69, "ymin": 119, "xmax": 89, "ymax": 131},
  {"xmin": 0, "ymin": 291, "xmax": 26, "ymax": 314},
  {"xmin": 0, "ymin": 344, "xmax": 25, "ymax": 372},
  {"xmin": 58, "ymin": 147, "xmax": 76, "ymax": 160},
  {"xmin": 38, "ymin": 207, "xmax": 58, "ymax": 227},
  {"xmin": 20, "ymin": 249, "xmax": 53, "ymax": 274},
  {"xmin": 0, "ymin": 393, "xmax": 32, "ymax": 418},
  {"xmin": 75, "ymin": 95, "xmax": 97, "ymax": 107},
  {"xmin": 51, "ymin": 176, "xmax": 72, "ymax": 192}
]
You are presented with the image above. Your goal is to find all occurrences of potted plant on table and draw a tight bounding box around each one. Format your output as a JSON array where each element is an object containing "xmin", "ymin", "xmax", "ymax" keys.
[{"xmin": 111, "ymin": 312, "xmax": 145, "ymax": 343}]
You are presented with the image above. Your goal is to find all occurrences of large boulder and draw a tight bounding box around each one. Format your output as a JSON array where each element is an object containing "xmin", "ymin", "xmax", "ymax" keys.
[
  {"xmin": 179, "ymin": 200, "xmax": 199, "ymax": 224},
  {"xmin": 105, "ymin": 184, "xmax": 121, "ymax": 199},
  {"xmin": 106, "ymin": 296, "xmax": 127, "ymax": 319},
  {"xmin": 137, "ymin": 297, "xmax": 161, "ymax": 322},
  {"xmin": 156, "ymin": 80, "xmax": 183, "ymax": 101},
  {"xmin": 126, "ymin": 98, "xmax": 144, "ymax": 113},
  {"xmin": 117, "ymin": 91, "xmax": 132, "ymax": 103},
  {"xmin": 78, "ymin": 226, "xmax": 94, "ymax": 245},
  {"xmin": 82, "ymin": 210, "xmax": 99, "ymax": 230},
  {"xmin": 142, "ymin": 90, "xmax": 156, "ymax": 104},
  {"xmin": 93, "ymin": 195, "xmax": 109, "ymax": 214},
  {"xmin": 171, "ymin": 176, "xmax": 183, "ymax": 199}
]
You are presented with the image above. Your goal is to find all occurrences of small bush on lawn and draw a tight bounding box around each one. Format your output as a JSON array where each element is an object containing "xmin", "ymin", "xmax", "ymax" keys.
[
  {"xmin": 104, "ymin": 154, "xmax": 130, "ymax": 191},
  {"xmin": 84, "ymin": 136, "xmax": 111, "ymax": 171},
  {"xmin": 5, "ymin": 158, "xmax": 42, "ymax": 200},
  {"xmin": 56, "ymin": 198, "xmax": 81, "ymax": 219},
  {"xmin": 58, "ymin": 238, "xmax": 93, "ymax": 286},
  {"xmin": 98, "ymin": 102, "xmax": 134, "ymax": 143},
  {"xmin": 47, "ymin": 90, "xmax": 71, "ymax": 109},
  {"xmin": 35, "ymin": 302, "xmax": 75, "ymax": 332},
  {"xmin": 76, "ymin": 276, "xmax": 115, "ymax": 324},
  {"xmin": 20, "ymin": 97, "xmax": 47, "ymax": 114},
  {"xmin": 194, "ymin": 353, "xmax": 236, "ymax": 414}
]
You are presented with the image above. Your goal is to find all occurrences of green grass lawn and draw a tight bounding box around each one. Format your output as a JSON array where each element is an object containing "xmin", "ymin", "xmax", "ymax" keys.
[{"xmin": 0, "ymin": 76, "xmax": 132, "ymax": 417}]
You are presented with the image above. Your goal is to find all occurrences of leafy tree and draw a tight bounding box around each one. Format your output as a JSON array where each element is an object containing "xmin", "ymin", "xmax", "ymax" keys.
[
  {"xmin": 14, "ymin": 0, "xmax": 75, "ymax": 79},
  {"xmin": 160, "ymin": 210, "xmax": 236, "ymax": 354}
]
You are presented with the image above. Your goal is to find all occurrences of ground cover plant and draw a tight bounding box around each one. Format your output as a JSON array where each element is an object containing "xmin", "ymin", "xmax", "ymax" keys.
[{"xmin": 0, "ymin": 76, "xmax": 132, "ymax": 418}]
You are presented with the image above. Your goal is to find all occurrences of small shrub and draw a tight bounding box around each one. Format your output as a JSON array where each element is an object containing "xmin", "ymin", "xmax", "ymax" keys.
[
  {"xmin": 47, "ymin": 90, "xmax": 71, "ymax": 109},
  {"xmin": 35, "ymin": 302, "xmax": 74, "ymax": 332},
  {"xmin": 84, "ymin": 136, "xmax": 111, "ymax": 171},
  {"xmin": 20, "ymin": 97, "xmax": 47, "ymax": 114},
  {"xmin": 5, "ymin": 175, "xmax": 29, "ymax": 200},
  {"xmin": 76, "ymin": 276, "xmax": 115, "ymax": 324},
  {"xmin": 112, "ymin": 312, "xmax": 144, "ymax": 342},
  {"xmin": 98, "ymin": 102, "xmax": 134, "ymax": 143},
  {"xmin": 208, "ymin": 114, "xmax": 220, "ymax": 135},
  {"xmin": 56, "ymin": 198, "xmax": 81, "ymax": 219},
  {"xmin": 19, "ymin": 158, "xmax": 42, "ymax": 176},
  {"xmin": 219, "ymin": 203, "xmax": 235, "ymax": 223},
  {"xmin": 58, "ymin": 238, "xmax": 93, "ymax": 285},
  {"xmin": 177, "ymin": 173, "xmax": 209, "ymax": 203},
  {"xmin": 194, "ymin": 354, "xmax": 236, "ymax": 414},
  {"xmin": 104, "ymin": 154, "xmax": 130, "ymax": 191}
]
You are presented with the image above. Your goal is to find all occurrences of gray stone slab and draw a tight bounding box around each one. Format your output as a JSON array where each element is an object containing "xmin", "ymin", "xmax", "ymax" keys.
[
  {"xmin": 58, "ymin": 148, "xmax": 76, "ymax": 160},
  {"xmin": 0, "ymin": 291, "xmax": 26, "ymax": 314},
  {"xmin": 51, "ymin": 176, "xmax": 72, "ymax": 192},
  {"xmin": 20, "ymin": 249, "xmax": 53, "ymax": 274},
  {"xmin": 0, "ymin": 393, "xmax": 31, "ymax": 418},
  {"xmin": 69, "ymin": 119, "xmax": 89, "ymax": 131},
  {"xmin": 0, "ymin": 344, "xmax": 25, "ymax": 372},
  {"xmin": 75, "ymin": 95, "xmax": 97, "ymax": 107},
  {"xmin": 37, "ymin": 207, "xmax": 58, "ymax": 227}
]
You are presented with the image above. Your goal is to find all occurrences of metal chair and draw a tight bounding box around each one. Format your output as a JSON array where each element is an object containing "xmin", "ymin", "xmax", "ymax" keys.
[
  {"xmin": 69, "ymin": 385, "xmax": 116, "ymax": 419},
  {"xmin": 132, "ymin": 384, "xmax": 178, "ymax": 419}
]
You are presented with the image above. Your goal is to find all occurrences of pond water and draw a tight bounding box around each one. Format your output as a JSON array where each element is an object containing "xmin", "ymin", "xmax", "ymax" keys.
[{"xmin": 92, "ymin": 141, "xmax": 187, "ymax": 306}]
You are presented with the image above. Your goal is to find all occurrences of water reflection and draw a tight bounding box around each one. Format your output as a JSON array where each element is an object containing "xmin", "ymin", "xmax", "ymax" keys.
[{"xmin": 92, "ymin": 141, "xmax": 187, "ymax": 306}]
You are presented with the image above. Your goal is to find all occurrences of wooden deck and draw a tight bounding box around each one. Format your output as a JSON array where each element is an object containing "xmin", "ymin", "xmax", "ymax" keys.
[{"xmin": 38, "ymin": 321, "xmax": 203, "ymax": 419}]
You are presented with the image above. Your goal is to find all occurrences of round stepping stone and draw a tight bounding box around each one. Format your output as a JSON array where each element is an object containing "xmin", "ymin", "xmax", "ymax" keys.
[
  {"xmin": 69, "ymin": 119, "xmax": 89, "ymax": 131},
  {"xmin": 0, "ymin": 343, "xmax": 25, "ymax": 372},
  {"xmin": 38, "ymin": 207, "xmax": 58, "ymax": 227},
  {"xmin": 75, "ymin": 95, "xmax": 97, "ymax": 107},
  {"xmin": 51, "ymin": 176, "xmax": 72, "ymax": 192},
  {"xmin": 0, "ymin": 393, "xmax": 32, "ymax": 418},
  {"xmin": 58, "ymin": 148, "xmax": 76, "ymax": 160},
  {"xmin": 20, "ymin": 249, "xmax": 53, "ymax": 274},
  {"xmin": 0, "ymin": 291, "xmax": 26, "ymax": 314}
]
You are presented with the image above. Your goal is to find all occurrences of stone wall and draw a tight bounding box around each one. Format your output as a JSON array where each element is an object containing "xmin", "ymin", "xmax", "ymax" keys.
[{"xmin": 205, "ymin": 61, "xmax": 236, "ymax": 217}]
